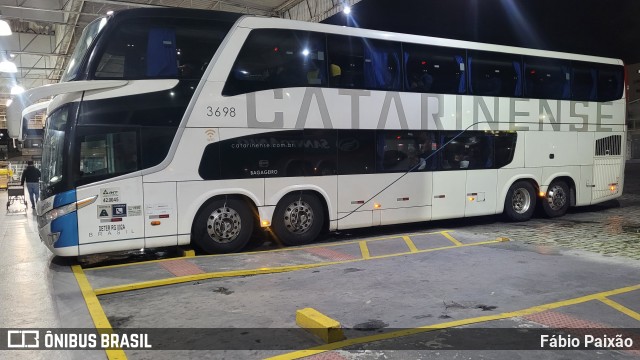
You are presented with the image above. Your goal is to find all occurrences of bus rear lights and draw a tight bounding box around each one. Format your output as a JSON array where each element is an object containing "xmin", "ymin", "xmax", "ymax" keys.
[
  {"xmin": 261, "ymin": 220, "xmax": 270, "ymax": 226},
  {"xmin": 150, "ymin": 221, "xmax": 161, "ymax": 226},
  {"xmin": 468, "ymin": 197, "xmax": 475, "ymax": 202},
  {"xmin": 609, "ymin": 184, "xmax": 618, "ymax": 192},
  {"xmin": 373, "ymin": 203, "xmax": 381, "ymax": 209}
]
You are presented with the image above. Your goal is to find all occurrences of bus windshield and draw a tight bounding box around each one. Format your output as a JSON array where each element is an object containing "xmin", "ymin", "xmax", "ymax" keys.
[
  {"xmin": 41, "ymin": 106, "xmax": 71, "ymax": 197},
  {"xmin": 61, "ymin": 17, "xmax": 108, "ymax": 82}
]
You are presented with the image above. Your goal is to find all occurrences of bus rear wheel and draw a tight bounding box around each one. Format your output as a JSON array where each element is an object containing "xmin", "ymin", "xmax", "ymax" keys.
[
  {"xmin": 504, "ymin": 181, "xmax": 536, "ymax": 222},
  {"xmin": 272, "ymin": 193, "xmax": 324, "ymax": 246},
  {"xmin": 193, "ymin": 198, "xmax": 253, "ymax": 254},
  {"xmin": 541, "ymin": 180, "xmax": 569, "ymax": 218}
]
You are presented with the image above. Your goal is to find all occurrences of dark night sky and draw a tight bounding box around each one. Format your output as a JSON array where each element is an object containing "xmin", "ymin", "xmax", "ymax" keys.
[{"xmin": 324, "ymin": 0, "xmax": 640, "ymax": 64}]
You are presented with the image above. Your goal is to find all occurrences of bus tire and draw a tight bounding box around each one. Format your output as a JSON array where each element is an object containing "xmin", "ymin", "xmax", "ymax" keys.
[
  {"xmin": 504, "ymin": 181, "xmax": 536, "ymax": 222},
  {"xmin": 272, "ymin": 192, "xmax": 324, "ymax": 246},
  {"xmin": 192, "ymin": 198, "xmax": 253, "ymax": 254},
  {"xmin": 541, "ymin": 180, "xmax": 569, "ymax": 218}
]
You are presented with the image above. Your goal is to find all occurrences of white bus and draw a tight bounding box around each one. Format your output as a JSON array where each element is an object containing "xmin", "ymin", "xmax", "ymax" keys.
[{"xmin": 8, "ymin": 8, "xmax": 626, "ymax": 257}]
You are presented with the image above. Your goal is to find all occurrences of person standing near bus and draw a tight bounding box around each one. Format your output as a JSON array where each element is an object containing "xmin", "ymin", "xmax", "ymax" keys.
[{"xmin": 20, "ymin": 161, "xmax": 41, "ymax": 209}]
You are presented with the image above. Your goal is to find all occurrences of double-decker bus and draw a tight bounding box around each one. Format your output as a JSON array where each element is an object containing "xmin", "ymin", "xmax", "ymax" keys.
[{"xmin": 8, "ymin": 8, "xmax": 625, "ymax": 257}]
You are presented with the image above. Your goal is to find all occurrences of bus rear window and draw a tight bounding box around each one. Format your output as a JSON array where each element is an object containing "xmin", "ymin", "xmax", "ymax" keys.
[{"xmin": 92, "ymin": 17, "xmax": 234, "ymax": 80}]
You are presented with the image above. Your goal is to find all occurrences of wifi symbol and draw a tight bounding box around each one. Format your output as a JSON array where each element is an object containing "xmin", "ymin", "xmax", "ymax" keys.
[{"xmin": 205, "ymin": 129, "xmax": 216, "ymax": 141}]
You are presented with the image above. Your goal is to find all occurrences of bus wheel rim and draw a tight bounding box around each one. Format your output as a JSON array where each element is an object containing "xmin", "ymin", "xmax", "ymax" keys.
[
  {"xmin": 206, "ymin": 207, "xmax": 241, "ymax": 244},
  {"xmin": 547, "ymin": 185, "xmax": 567, "ymax": 210},
  {"xmin": 512, "ymin": 188, "xmax": 531, "ymax": 214},
  {"xmin": 283, "ymin": 200, "xmax": 314, "ymax": 234}
]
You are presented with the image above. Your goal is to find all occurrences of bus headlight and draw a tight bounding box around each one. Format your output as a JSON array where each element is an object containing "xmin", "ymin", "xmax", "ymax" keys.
[
  {"xmin": 40, "ymin": 195, "xmax": 98, "ymax": 225},
  {"xmin": 43, "ymin": 202, "xmax": 77, "ymax": 223}
]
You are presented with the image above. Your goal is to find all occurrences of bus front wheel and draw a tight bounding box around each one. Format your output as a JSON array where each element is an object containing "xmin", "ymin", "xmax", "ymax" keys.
[
  {"xmin": 193, "ymin": 198, "xmax": 253, "ymax": 254},
  {"xmin": 541, "ymin": 180, "xmax": 569, "ymax": 218},
  {"xmin": 272, "ymin": 193, "xmax": 324, "ymax": 246},
  {"xmin": 504, "ymin": 181, "xmax": 536, "ymax": 222}
]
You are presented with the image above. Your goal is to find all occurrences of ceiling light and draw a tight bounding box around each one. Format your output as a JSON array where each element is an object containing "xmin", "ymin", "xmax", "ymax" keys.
[
  {"xmin": 10, "ymin": 85, "xmax": 24, "ymax": 95},
  {"xmin": 5, "ymin": 98, "xmax": 12, "ymax": 107},
  {"xmin": 343, "ymin": 6, "xmax": 351, "ymax": 15},
  {"xmin": 0, "ymin": 19, "xmax": 11, "ymax": 36},
  {"xmin": 107, "ymin": 10, "xmax": 113, "ymax": 15},
  {"xmin": 0, "ymin": 60, "xmax": 17, "ymax": 73}
]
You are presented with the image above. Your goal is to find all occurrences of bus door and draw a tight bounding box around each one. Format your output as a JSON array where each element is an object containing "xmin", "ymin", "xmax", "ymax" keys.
[
  {"xmin": 75, "ymin": 128, "xmax": 146, "ymax": 255},
  {"xmin": 76, "ymin": 177, "xmax": 145, "ymax": 255},
  {"xmin": 336, "ymin": 130, "xmax": 376, "ymax": 229},
  {"xmin": 372, "ymin": 131, "xmax": 433, "ymax": 225},
  {"xmin": 462, "ymin": 132, "xmax": 498, "ymax": 217},
  {"xmin": 431, "ymin": 134, "xmax": 467, "ymax": 220}
]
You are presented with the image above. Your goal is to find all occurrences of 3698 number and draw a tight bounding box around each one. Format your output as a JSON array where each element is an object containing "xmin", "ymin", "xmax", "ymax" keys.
[{"xmin": 206, "ymin": 106, "xmax": 236, "ymax": 117}]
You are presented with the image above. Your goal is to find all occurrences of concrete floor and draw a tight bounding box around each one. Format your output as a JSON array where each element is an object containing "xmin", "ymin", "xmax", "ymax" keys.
[{"xmin": 1, "ymin": 165, "xmax": 639, "ymax": 360}]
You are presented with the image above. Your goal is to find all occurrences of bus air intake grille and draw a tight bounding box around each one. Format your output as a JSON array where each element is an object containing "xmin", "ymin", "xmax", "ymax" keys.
[{"xmin": 595, "ymin": 135, "xmax": 621, "ymax": 156}]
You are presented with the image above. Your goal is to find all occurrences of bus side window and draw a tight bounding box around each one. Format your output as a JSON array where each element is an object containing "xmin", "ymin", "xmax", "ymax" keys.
[
  {"xmin": 523, "ymin": 56, "xmax": 571, "ymax": 100},
  {"xmin": 94, "ymin": 17, "xmax": 234, "ymax": 80},
  {"xmin": 146, "ymin": 28, "xmax": 178, "ymax": 77},
  {"xmin": 363, "ymin": 39, "xmax": 401, "ymax": 91},
  {"xmin": 571, "ymin": 62, "xmax": 598, "ymax": 101},
  {"xmin": 337, "ymin": 130, "xmax": 375, "ymax": 175},
  {"xmin": 597, "ymin": 64, "xmax": 624, "ymax": 102},
  {"xmin": 403, "ymin": 43, "xmax": 466, "ymax": 95},
  {"xmin": 327, "ymin": 35, "xmax": 364, "ymax": 89},
  {"xmin": 376, "ymin": 130, "xmax": 437, "ymax": 172},
  {"xmin": 468, "ymin": 51, "xmax": 522, "ymax": 98},
  {"xmin": 223, "ymin": 29, "xmax": 327, "ymax": 96}
]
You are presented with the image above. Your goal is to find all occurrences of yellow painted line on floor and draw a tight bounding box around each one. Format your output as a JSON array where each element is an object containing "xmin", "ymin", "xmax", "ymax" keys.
[
  {"xmin": 598, "ymin": 297, "xmax": 640, "ymax": 321},
  {"xmin": 441, "ymin": 232, "xmax": 464, "ymax": 246},
  {"xmin": 84, "ymin": 230, "xmax": 452, "ymax": 271},
  {"xmin": 72, "ymin": 265, "xmax": 127, "ymax": 360},
  {"xmin": 368, "ymin": 239, "xmax": 501, "ymax": 261},
  {"xmin": 264, "ymin": 283, "xmax": 640, "ymax": 360},
  {"xmin": 94, "ymin": 239, "xmax": 503, "ymax": 296},
  {"xmin": 94, "ymin": 262, "xmax": 354, "ymax": 296},
  {"xmin": 359, "ymin": 241, "xmax": 371, "ymax": 259},
  {"xmin": 402, "ymin": 236, "xmax": 419, "ymax": 253}
]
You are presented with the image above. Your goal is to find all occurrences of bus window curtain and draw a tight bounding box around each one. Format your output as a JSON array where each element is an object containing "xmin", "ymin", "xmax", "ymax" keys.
[
  {"xmin": 403, "ymin": 51, "xmax": 410, "ymax": 90},
  {"xmin": 146, "ymin": 28, "xmax": 178, "ymax": 77},
  {"xmin": 466, "ymin": 56, "xmax": 473, "ymax": 94},
  {"xmin": 513, "ymin": 61, "xmax": 522, "ymax": 97},
  {"xmin": 456, "ymin": 55, "xmax": 466, "ymax": 94},
  {"xmin": 364, "ymin": 46, "xmax": 400, "ymax": 90}
]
